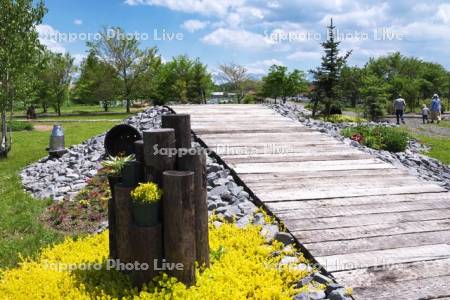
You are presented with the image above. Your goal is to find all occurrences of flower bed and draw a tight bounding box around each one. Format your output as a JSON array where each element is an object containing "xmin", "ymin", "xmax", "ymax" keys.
[
  {"xmin": 43, "ymin": 170, "xmax": 110, "ymax": 234},
  {"xmin": 0, "ymin": 222, "xmax": 320, "ymax": 299}
]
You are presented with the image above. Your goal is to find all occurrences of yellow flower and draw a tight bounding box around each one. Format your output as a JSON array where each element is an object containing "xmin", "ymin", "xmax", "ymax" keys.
[{"xmin": 130, "ymin": 182, "xmax": 162, "ymax": 204}]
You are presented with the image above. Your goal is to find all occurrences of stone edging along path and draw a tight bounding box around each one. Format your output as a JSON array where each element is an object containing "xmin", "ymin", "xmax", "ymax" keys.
[{"xmin": 269, "ymin": 103, "xmax": 450, "ymax": 190}]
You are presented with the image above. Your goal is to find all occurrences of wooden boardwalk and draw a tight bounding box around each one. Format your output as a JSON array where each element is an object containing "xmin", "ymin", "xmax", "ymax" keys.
[{"xmin": 172, "ymin": 104, "xmax": 450, "ymax": 300}]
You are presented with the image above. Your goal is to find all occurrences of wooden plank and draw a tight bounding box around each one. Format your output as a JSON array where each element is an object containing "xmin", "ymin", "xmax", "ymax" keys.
[
  {"xmin": 221, "ymin": 153, "xmax": 371, "ymax": 164},
  {"xmin": 239, "ymin": 169, "xmax": 409, "ymax": 182},
  {"xmin": 304, "ymin": 230, "xmax": 450, "ymax": 256},
  {"xmin": 349, "ymin": 275, "xmax": 450, "ymax": 300},
  {"xmin": 248, "ymin": 177, "xmax": 420, "ymax": 191},
  {"xmin": 317, "ymin": 244, "xmax": 450, "ymax": 272},
  {"xmin": 293, "ymin": 219, "xmax": 450, "ymax": 243},
  {"xmin": 258, "ymin": 185, "xmax": 445, "ymax": 202},
  {"xmin": 284, "ymin": 208, "xmax": 450, "ymax": 231},
  {"xmin": 273, "ymin": 197, "xmax": 450, "ymax": 219},
  {"xmin": 265, "ymin": 192, "xmax": 449, "ymax": 210},
  {"xmin": 233, "ymin": 159, "xmax": 391, "ymax": 174},
  {"xmin": 332, "ymin": 258, "xmax": 450, "ymax": 289}
]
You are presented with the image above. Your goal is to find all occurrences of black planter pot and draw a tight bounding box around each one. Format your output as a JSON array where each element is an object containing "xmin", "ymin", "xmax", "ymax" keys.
[
  {"xmin": 108, "ymin": 174, "xmax": 122, "ymax": 199},
  {"xmin": 132, "ymin": 201, "xmax": 161, "ymax": 227}
]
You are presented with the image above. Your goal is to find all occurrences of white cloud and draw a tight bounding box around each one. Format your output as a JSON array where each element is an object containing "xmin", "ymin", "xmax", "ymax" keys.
[
  {"xmin": 246, "ymin": 59, "xmax": 284, "ymax": 75},
  {"xmin": 320, "ymin": 3, "xmax": 390, "ymax": 28},
  {"xmin": 287, "ymin": 51, "xmax": 321, "ymax": 61},
  {"xmin": 37, "ymin": 24, "xmax": 66, "ymax": 53},
  {"xmin": 73, "ymin": 19, "xmax": 83, "ymax": 26},
  {"xmin": 202, "ymin": 28, "xmax": 275, "ymax": 50},
  {"xmin": 436, "ymin": 4, "xmax": 450, "ymax": 24},
  {"xmin": 124, "ymin": 0, "xmax": 244, "ymax": 17},
  {"xmin": 73, "ymin": 53, "xmax": 86, "ymax": 66},
  {"xmin": 182, "ymin": 19, "xmax": 209, "ymax": 33}
]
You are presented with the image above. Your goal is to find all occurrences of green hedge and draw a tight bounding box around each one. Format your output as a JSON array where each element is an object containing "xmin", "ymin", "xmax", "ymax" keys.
[
  {"xmin": 7, "ymin": 121, "xmax": 34, "ymax": 132},
  {"xmin": 342, "ymin": 125, "xmax": 409, "ymax": 152}
]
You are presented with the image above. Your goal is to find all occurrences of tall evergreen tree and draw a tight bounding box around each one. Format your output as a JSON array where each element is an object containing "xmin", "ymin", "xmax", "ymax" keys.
[{"xmin": 310, "ymin": 19, "xmax": 351, "ymax": 117}]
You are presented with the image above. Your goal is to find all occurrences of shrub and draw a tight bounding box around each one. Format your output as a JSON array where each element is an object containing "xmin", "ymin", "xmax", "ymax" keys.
[
  {"xmin": 7, "ymin": 121, "xmax": 34, "ymax": 132},
  {"xmin": 130, "ymin": 182, "xmax": 162, "ymax": 204},
  {"xmin": 322, "ymin": 114, "xmax": 366, "ymax": 123},
  {"xmin": 342, "ymin": 125, "xmax": 409, "ymax": 152},
  {"xmin": 242, "ymin": 94, "xmax": 256, "ymax": 104}
]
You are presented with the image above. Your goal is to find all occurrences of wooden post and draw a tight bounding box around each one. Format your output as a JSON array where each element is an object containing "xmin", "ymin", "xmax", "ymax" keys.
[
  {"xmin": 178, "ymin": 149, "xmax": 210, "ymax": 268},
  {"xmin": 114, "ymin": 184, "xmax": 133, "ymax": 264},
  {"xmin": 121, "ymin": 161, "xmax": 144, "ymax": 188},
  {"xmin": 134, "ymin": 140, "xmax": 144, "ymax": 163},
  {"xmin": 129, "ymin": 224, "xmax": 163, "ymax": 286},
  {"xmin": 143, "ymin": 129, "xmax": 176, "ymax": 185},
  {"xmin": 108, "ymin": 198, "xmax": 117, "ymax": 259},
  {"xmin": 163, "ymin": 170, "xmax": 196, "ymax": 286},
  {"xmin": 162, "ymin": 114, "xmax": 192, "ymax": 149}
]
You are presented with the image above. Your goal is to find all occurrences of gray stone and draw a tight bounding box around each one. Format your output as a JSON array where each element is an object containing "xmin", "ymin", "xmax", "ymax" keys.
[
  {"xmin": 313, "ymin": 272, "xmax": 334, "ymax": 284},
  {"xmin": 294, "ymin": 291, "xmax": 326, "ymax": 300},
  {"xmin": 253, "ymin": 212, "xmax": 265, "ymax": 225},
  {"xmin": 209, "ymin": 185, "xmax": 229, "ymax": 197},
  {"xmin": 328, "ymin": 289, "xmax": 349, "ymax": 300},
  {"xmin": 261, "ymin": 224, "xmax": 279, "ymax": 242},
  {"xmin": 274, "ymin": 232, "xmax": 294, "ymax": 245}
]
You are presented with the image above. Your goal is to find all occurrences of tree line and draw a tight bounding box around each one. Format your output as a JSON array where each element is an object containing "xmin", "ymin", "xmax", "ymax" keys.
[
  {"xmin": 2, "ymin": 1, "xmax": 449, "ymax": 157},
  {"xmin": 311, "ymin": 19, "xmax": 450, "ymax": 120}
]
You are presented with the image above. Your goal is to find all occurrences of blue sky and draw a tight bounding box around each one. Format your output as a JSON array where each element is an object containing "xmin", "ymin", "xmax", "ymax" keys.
[{"xmin": 38, "ymin": 0, "xmax": 450, "ymax": 77}]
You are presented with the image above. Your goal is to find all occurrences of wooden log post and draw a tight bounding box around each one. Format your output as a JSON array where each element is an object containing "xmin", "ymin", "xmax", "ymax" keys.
[
  {"xmin": 163, "ymin": 170, "xmax": 196, "ymax": 286},
  {"xmin": 129, "ymin": 223, "xmax": 163, "ymax": 286},
  {"xmin": 108, "ymin": 198, "xmax": 117, "ymax": 259},
  {"xmin": 114, "ymin": 184, "xmax": 134, "ymax": 264},
  {"xmin": 162, "ymin": 114, "xmax": 191, "ymax": 149},
  {"xmin": 134, "ymin": 140, "xmax": 144, "ymax": 163},
  {"xmin": 143, "ymin": 129, "xmax": 176, "ymax": 186},
  {"xmin": 178, "ymin": 149, "xmax": 210, "ymax": 268}
]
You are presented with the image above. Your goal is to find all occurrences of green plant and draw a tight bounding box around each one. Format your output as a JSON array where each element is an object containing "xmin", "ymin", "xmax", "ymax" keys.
[
  {"xmin": 342, "ymin": 125, "xmax": 409, "ymax": 152},
  {"xmin": 242, "ymin": 93, "xmax": 256, "ymax": 104},
  {"xmin": 130, "ymin": 182, "xmax": 162, "ymax": 204},
  {"xmin": 101, "ymin": 154, "xmax": 134, "ymax": 175},
  {"xmin": 322, "ymin": 114, "xmax": 366, "ymax": 123},
  {"xmin": 7, "ymin": 121, "xmax": 34, "ymax": 132}
]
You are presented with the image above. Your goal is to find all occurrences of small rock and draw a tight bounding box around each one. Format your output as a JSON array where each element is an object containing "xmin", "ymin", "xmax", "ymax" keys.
[
  {"xmin": 274, "ymin": 232, "xmax": 294, "ymax": 245},
  {"xmin": 261, "ymin": 224, "xmax": 279, "ymax": 242},
  {"xmin": 313, "ymin": 272, "xmax": 334, "ymax": 284}
]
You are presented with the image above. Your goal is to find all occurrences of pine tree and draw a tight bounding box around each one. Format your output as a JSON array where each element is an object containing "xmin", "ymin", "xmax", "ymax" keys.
[
  {"xmin": 310, "ymin": 19, "xmax": 351, "ymax": 117},
  {"xmin": 360, "ymin": 74, "xmax": 388, "ymax": 121}
]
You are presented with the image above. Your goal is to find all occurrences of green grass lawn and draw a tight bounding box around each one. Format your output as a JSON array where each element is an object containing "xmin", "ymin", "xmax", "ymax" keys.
[
  {"xmin": 25, "ymin": 113, "xmax": 134, "ymax": 121},
  {"xmin": 414, "ymin": 135, "xmax": 450, "ymax": 165},
  {"xmin": 13, "ymin": 104, "xmax": 146, "ymax": 116},
  {"xmin": 0, "ymin": 121, "xmax": 116, "ymax": 269}
]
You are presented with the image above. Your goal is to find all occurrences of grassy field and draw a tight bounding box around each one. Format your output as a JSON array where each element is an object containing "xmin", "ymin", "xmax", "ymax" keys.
[
  {"xmin": 414, "ymin": 135, "xmax": 450, "ymax": 165},
  {"xmin": 0, "ymin": 120, "xmax": 117, "ymax": 269},
  {"xmin": 13, "ymin": 104, "xmax": 145, "ymax": 115}
]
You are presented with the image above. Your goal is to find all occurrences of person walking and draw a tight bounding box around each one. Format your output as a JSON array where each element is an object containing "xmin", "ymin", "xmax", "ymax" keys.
[
  {"xmin": 430, "ymin": 94, "xmax": 442, "ymax": 124},
  {"xmin": 422, "ymin": 104, "xmax": 430, "ymax": 124},
  {"xmin": 393, "ymin": 96, "xmax": 406, "ymax": 125}
]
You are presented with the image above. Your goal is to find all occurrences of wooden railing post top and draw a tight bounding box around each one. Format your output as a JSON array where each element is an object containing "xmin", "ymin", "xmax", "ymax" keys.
[
  {"xmin": 143, "ymin": 128, "xmax": 175, "ymax": 134},
  {"xmin": 162, "ymin": 114, "xmax": 190, "ymax": 118},
  {"xmin": 163, "ymin": 170, "xmax": 194, "ymax": 177}
]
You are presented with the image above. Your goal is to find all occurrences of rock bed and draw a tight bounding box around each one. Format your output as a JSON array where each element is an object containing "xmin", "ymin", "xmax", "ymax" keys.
[
  {"xmin": 270, "ymin": 103, "xmax": 450, "ymax": 190},
  {"xmin": 20, "ymin": 106, "xmax": 171, "ymax": 201}
]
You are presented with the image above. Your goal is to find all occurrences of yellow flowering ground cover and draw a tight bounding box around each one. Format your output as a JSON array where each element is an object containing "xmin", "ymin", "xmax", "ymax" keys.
[{"xmin": 0, "ymin": 222, "xmax": 319, "ymax": 299}]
